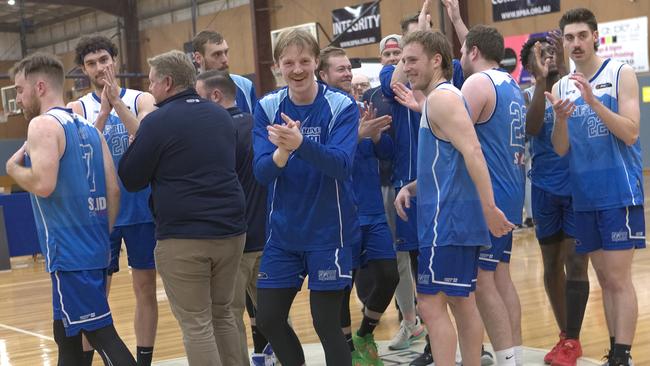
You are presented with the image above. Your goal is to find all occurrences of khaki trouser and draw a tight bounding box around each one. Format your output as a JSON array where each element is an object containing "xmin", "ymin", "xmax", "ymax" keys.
[
  {"xmin": 232, "ymin": 250, "xmax": 263, "ymax": 362},
  {"xmin": 155, "ymin": 235, "xmax": 245, "ymax": 366}
]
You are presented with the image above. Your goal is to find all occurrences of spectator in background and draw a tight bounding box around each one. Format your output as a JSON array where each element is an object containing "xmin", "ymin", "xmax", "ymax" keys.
[
  {"xmin": 351, "ymin": 73, "xmax": 371, "ymax": 101},
  {"xmin": 119, "ymin": 50, "xmax": 247, "ymax": 366}
]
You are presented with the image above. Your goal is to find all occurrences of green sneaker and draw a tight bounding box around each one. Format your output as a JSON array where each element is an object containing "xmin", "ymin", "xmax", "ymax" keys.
[
  {"xmin": 352, "ymin": 349, "xmax": 368, "ymax": 366},
  {"xmin": 353, "ymin": 332, "xmax": 383, "ymax": 366}
]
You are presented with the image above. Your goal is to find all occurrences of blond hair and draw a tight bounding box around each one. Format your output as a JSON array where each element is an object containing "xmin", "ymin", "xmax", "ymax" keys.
[
  {"xmin": 402, "ymin": 30, "xmax": 453, "ymax": 80},
  {"xmin": 273, "ymin": 29, "xmax": 320, "ymax": 63}
]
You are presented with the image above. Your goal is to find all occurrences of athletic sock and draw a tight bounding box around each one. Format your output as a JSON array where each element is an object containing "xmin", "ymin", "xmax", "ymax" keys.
[
  {"xmin": 251, "ymin": 325, "xmax": 268, "ymax": 353},
  {"xmin": 345, "ymin": 332, "xmax": 355, "ymax": 352},
  {"xmin": 495, "ymin": 348, "xmax": 516, "ymax": 366},
  {"xmin": 357, "ymin": 315, "xmax": 379, "ymax": 337},
  {"xmin": 514, "ymin": 345, "xmax": 524, "ymax": 366},
  {"xmin": 82, "ymin": 350, "xmax": 94, "ymax": 366},
  {"xmin": 565, "ymin": 280, "xmax": 589, "ymax": 339},
  {"xmin": 611, "ymin": 344, "xmax": 631, "ymax": 365},
  {"xmin": 136, "ymin": 346, "xmax": 154, "ymax": 366},
  {"xmin": 610, "ymin": 337, "xmax": 616, "ymax": 350}
]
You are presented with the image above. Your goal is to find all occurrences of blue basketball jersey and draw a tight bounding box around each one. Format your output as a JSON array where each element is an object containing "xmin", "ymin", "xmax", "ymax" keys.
[
  {"xmin": 524, "ymin": 86, "xmax": 571, "ymax": 196},
  {"xmin": 27, "ymin": 108, "xmax": 110, "ymax": 272},
  {"xmin": 475, "ymin": 69, "xmax": 526, "ymax": 225},
  {"xmin": 232, "ymin": 73, "xmax": 258, "ymax": 114},
  {"xmin": 558, "ymin": 59, "xmax": 644, "ymax": 211},
  {"xmin": 417, "ymin": 83, "xmax": 490, "ymax": 248},
  {"xmin": 253, "ymin": 83, "xmax": 361, "ymax": 251},
  {"xmin": 78, "ymin": 88, "xmax": 153, "ymax": 226}
]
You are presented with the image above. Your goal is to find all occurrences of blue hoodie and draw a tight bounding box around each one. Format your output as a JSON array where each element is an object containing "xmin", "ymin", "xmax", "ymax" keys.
[{"xmin": 253, "ymin": 83, "xmax": 361, "ymax": 251}]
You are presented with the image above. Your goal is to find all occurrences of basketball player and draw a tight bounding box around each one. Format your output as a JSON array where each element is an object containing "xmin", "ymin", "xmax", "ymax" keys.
[
  {"xmin": 520, "ymin": 33, "xmax": 590, "ymax": 366},
  {"xmin": 459, "ymin": 24, "xmax": 526, "ymax": 366},
  {"xmin": 7, "ymin": 52, "xmax": 136, "ymax": 366},
  {"xmin": 195, "ymin": 70, "xmax": 274, "ymax": 366},
  {"xmin": 68, "ymin": 35, "xmax": 158, "ymax": 366},
  {"xmin": 253, "ymin": 29, "xmax": 360, "ymax": 366},
  {"xmin": 396, "ymin": 28, "xmax": 513, "ymax": 366},
  {"xmin": 317, "ymin": 46, "xmax": 399, "ymax": 365},
  {"xmin": 387, "ymin": 2, "xmax": 467, "ymax": 364},
  {"xmin": 547, "ymin": 8, "xmax": 644, "ymax": 366},
  {"xmin": 192, "ymin": 30, "xmax": 257, "ymax": 113}
]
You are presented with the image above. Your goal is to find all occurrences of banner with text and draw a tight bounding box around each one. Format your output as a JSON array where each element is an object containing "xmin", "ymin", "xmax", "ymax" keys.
[
  {"xmin": 492, "ymin": 0, "xmax": 560, "ymax": 22},
  {"xmin": 332, "ymin": 2, "xmax": 381, "ymax": 48},
  {"xmin": 597, "ymin": 16, "xmax": 648, "ymax": 73}
]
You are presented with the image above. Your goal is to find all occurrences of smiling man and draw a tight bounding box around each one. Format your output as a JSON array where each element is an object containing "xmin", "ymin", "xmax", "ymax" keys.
[
  {"xmin": 395, "ymin": 29, "xmax": 512, "ymax": 366},
  {"xmin": 252, "ymin": 29, "xmax": 360, "ymax": 366}
]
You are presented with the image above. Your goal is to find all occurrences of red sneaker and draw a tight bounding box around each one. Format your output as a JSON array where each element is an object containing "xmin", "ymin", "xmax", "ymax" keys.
[
  {"xmin": 544, "ymin": 333, "xmax": 566, "ymax": 364},
  {"xmin": 551, "ymin": 339, "xmax": 583, "ymax": 366}
]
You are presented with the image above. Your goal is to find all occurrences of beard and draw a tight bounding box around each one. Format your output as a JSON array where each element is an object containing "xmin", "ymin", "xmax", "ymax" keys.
[{"xmin": 22, "ymin": 94, "xmax": 41, "ymax": 121}]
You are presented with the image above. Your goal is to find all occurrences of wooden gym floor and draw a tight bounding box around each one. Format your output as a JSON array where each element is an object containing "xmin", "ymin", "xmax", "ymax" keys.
[{"xmin": 0, "ymin": 209, "xmax": 649, "ymax": 365}]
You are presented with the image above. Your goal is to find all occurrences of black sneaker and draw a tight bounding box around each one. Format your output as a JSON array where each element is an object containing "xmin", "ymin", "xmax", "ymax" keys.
[
  {"xmin": 481, "ymin": 345, "xmax": 494, "ymax": 365},
  {"xmin": 410, "ymin": 344, "xmax": 433, "ymax": 366}
]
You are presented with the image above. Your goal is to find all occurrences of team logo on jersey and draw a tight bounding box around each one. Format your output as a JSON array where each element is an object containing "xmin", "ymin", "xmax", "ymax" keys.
[
  {"xmin": 257, "ymin": 272, "xmax": 269, "ymax": 279},
  {"xmin": 417, "ymin": 273, "xmax": 430, "ymax": 285},
  {"xmin": 595, "ymin": 82, "xmax": 612, "ymax": 89},
  {"xmin": 318, "ymin": 269, "xmax": 337, "ymax": 281},
  {"xmin": 302, "ymin": 126, "xmax": 321, "ymax": 143}
]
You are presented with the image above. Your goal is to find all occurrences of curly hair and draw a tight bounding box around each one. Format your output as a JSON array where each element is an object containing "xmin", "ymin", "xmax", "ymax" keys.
[
  {"xmin": 520, "ymin": 36, "xmax": 548, "ymax": 70},
  {"xmin": 74, "ymin": 35, "xmax": 118, "ymax": 66}
]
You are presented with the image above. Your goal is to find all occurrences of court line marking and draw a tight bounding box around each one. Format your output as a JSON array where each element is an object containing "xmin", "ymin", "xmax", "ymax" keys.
[{"xmin": 0, "ymin": 322, "xmax": 54, "ymax": 341}]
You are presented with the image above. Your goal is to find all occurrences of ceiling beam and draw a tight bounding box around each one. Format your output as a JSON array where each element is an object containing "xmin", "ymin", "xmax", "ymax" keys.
[
  {"xmin": 31, "ymin": 8, "xmax": 95, "ymax": 29},
  {"xmin": 24, "ymin": 0, "xmax": 128, "ymax": 16}
]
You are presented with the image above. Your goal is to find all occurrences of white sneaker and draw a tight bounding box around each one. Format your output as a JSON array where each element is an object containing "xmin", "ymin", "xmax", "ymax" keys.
[{"xmin": 388, "ymin": 318, "xmax": 427, "ymax": 350}]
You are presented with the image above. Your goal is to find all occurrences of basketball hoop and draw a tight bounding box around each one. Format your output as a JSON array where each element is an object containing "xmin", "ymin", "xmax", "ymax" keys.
[{"xmin": 1, "ymin": 85, "xmax": 22, "ymax": 123}]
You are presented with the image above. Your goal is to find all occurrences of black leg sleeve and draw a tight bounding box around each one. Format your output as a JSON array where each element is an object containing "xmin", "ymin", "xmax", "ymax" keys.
[
  {"xmin": 83, "ymin": 324, "xmax": 136, "ymax": 366},
  {"xmin": 311, "ymin": 290, "xmax": 352, "ymax": 366},
  {"xmin": 257, "ymin": 288, "xmax": 305, "ymax": 366},
  {"xmin": 53, "ymin": 320, "xmax": 84, "ymax": 366}
]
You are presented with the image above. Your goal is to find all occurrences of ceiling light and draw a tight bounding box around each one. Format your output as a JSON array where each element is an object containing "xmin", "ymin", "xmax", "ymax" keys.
[{"xmin": 7, "ymin": 0, "xmax": 16, "ymax": 5}]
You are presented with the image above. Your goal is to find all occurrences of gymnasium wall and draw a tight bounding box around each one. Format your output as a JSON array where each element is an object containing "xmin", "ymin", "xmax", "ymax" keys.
[
  {"xmin": 469, "ymin": 0, "xmax": 650, "ymax": 38},
  {"xmin": 135, "ymin": 0, "xmax": 650, "ymax": 76}
]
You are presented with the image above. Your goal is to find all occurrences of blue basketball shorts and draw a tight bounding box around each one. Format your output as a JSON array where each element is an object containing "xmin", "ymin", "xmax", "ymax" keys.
[
  {"xmin": 574, "ymin": 205, "xmax": 646, "ymax": 254},
  {"xmin": 416, "ymin": 245, "xmax": 480, "ymax": 297},
  {"xmin": 51, "ymin": 269, "xmax": 113, "ymax": 336},
  {"xmin": 257, "ymin": 244, "xmax": 353, "ymax": 291},
  {"xmin": 108, "ymin": 222, "xmax": 156, "ymax": 275}
]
